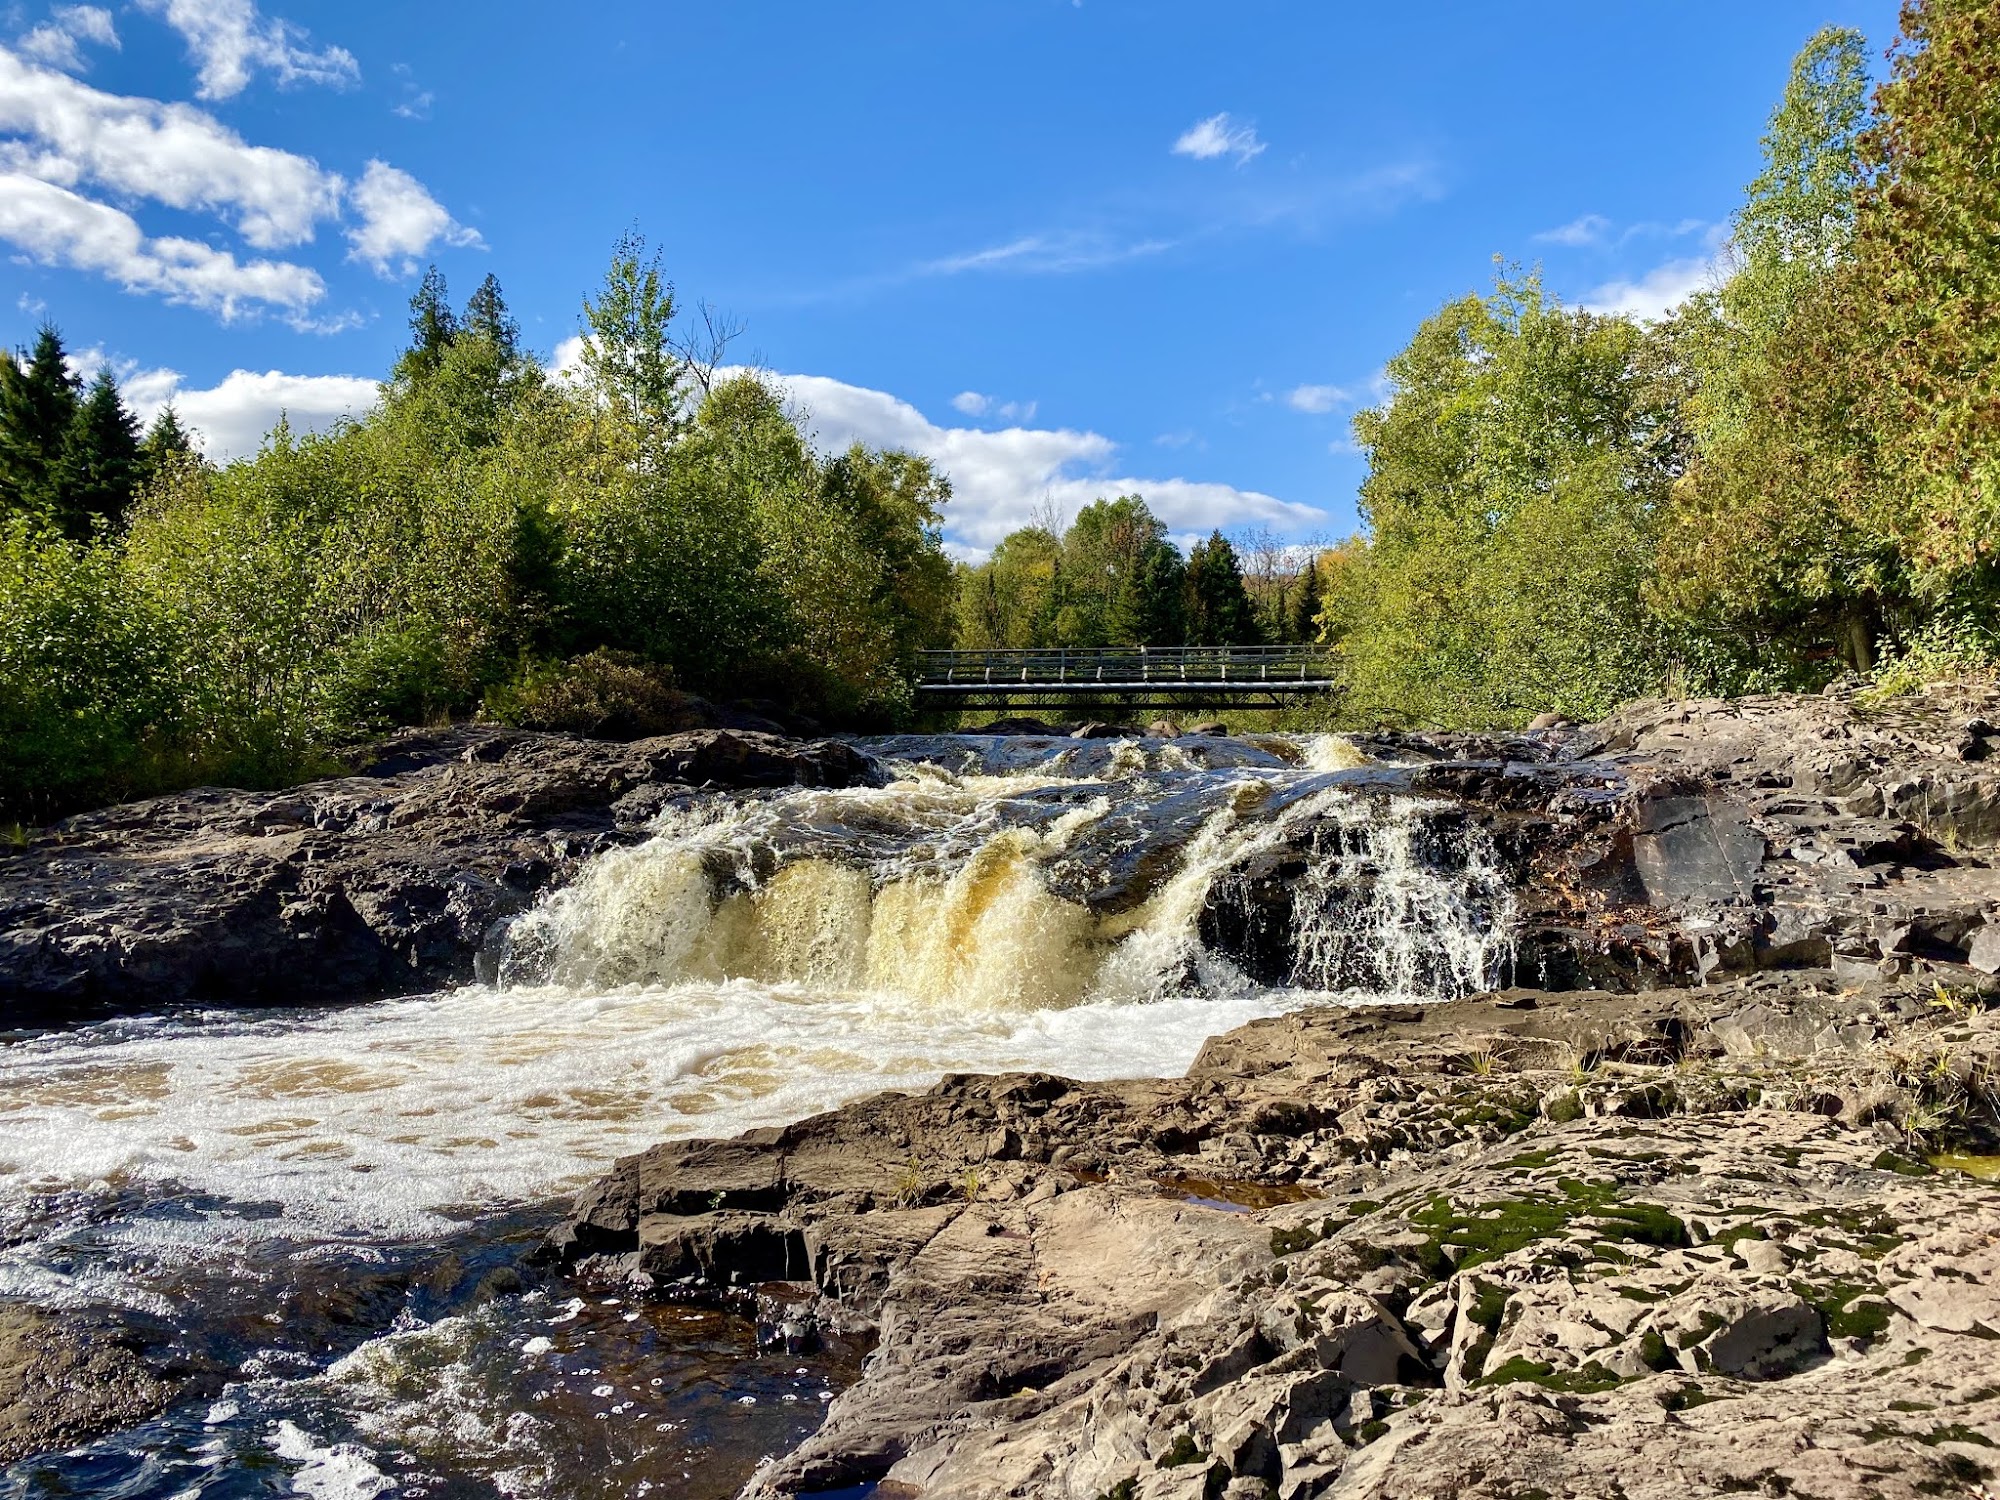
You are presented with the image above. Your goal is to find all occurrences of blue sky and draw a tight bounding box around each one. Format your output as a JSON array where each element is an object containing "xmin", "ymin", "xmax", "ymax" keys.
[{"xmin": 1, "ymin": 0, "xmax": 1899, "ymax": 555}]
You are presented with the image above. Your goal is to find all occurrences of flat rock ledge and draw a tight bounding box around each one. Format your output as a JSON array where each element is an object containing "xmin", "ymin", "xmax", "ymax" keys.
[
  {"xmin": 550, "ymin": 974, "xmax": 2000, "ymax": 1500},
  {"xmin": 0, "ymin": 727, "xmax": 878, "ymax": 1018}
]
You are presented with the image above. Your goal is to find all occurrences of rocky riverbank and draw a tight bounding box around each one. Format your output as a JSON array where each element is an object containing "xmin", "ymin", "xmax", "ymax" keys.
[
  {"xmin": 536, "ymin": 683, "xmax": 2000, "ymax": 1499},
  {"xmin": 6, "ymin": 684, "xmax": 2000, "ymax": 1489},
  {"xmin": 550, "ymin": 974, "xmax": 2000, "ymax": 1500}
]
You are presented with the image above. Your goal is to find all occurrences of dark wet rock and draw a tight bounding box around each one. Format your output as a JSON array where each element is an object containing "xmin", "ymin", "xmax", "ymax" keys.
[
  {"xmin": 0, "ymin": 1304, "xmax": 187, "ymax": 1464},
  {"xmin": 972, "ymin": 716, "xmax": 1066, "ymax": 736},
  {"xmin": 0, "ymin": 729, "xmax": 880, "ymax": 1018},
  {"xmin": 1070, "ymin": 721, "xmax": 1144, "ymax": 739}
]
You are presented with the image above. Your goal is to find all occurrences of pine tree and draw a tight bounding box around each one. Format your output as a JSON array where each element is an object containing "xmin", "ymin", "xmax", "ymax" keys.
[
  {"xmin": 0, "ymin": 323, "xmax": 82, "ymax": 521},
  {"xmin": 139, "ymin": 405, "xmax": 195, "ymax": 483},
  {"xmin": 1287, "ymin": 557, "xmax": 1324, "ymax": 644},
  {"xmin": 396, "ymin": 265, "xmax": 459, "ymax": 384},
  {"xmin": 462, "ymin": 273, "xmax": 520, "ymax": 361},
  {"xmin": 1185, "ymin": 531, "xmax": 1260, "ymax": 645},
  {"xmin": 1110, "ymin": 540, "xmax": 1188, "ymax": 646},
  {"xmin": 53, "ymin": 371, "xmax": 142, "ymax": 537}
]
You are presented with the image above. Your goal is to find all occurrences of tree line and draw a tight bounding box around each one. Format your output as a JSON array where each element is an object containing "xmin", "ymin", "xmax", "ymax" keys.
[
  {"xmin": 0, "ymin": 236, "xmax": 954, "ymax": 820},
  {"xmin": 0, "ymin": 329, "xmax": 193, "ymax": 540},
  {"xmin": 951, "ymin": 497, "xmax": 1325, "ymax": 650},
  {"xmin": 1315, "ymin": 0, "xmax": 2000, "ymax": 728}
]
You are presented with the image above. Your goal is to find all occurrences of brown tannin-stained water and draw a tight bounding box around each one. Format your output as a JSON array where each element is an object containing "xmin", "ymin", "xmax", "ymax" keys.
[{"xmin": 0, "ymin": 733, "xmax": 1516, "ymax": 1497}]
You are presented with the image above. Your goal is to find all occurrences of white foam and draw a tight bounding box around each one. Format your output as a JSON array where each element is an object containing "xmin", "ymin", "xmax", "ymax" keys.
[
  {"xmin": 0, "ymin": 977, "xmax": 1320, "ymax": 1244},
  {"xmin": 268, "ymin": 1420, "xmax": 395, "ymax": 1499}
]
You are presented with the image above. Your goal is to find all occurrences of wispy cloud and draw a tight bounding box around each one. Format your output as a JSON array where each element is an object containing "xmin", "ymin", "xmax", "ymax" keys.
[
  {"xmin": 918, "ymin": 230, "xmax": 1173, "ymax": 278},
  {"xmin": 16, "ymin": 5, "xmax": 118, "ymax": 73},
  {"xmin": 1283, "ymin": 383, "xmax": 1348, "ymax": 414},
  {"xmin": 951, "ymin": 390, "xmax": 1038, "ymax": 423},
  {"xmin": 135, "ymin": 0, "xmax": 357, "ymax": 100},
  {"xmin": 0, "ymin": 170, "xmax": 326, "ymax": 318},
  {"xmin": 1583, "ymin": 256, "xmax": 1718, "ymax": 320},
  {"xmin": 1534, "ymin": 212, "xmax": 1610, "ymax": 247},
  {"xmin": 1172, "ymin": 112, "xmax": 1265, "ymax": 165},
  {"xmin": 0, "ymin": 45, "xmax": 343, "ymax": 248},
  {"xmin": 345, "ymin": 158, "xmax": 481, "ymax": 276}
]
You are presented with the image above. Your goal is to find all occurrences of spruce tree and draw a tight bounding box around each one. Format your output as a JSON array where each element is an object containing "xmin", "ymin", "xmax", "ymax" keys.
[
  {"xmin": 1185, "ymin": 531, "xmax": 1259, "ymax": 646},
  {"xmin": 53, "ymin": 371, "xmax": 142, "ymax": 537},
  {"xmin": 396, "ymin": 265, "xmax": 458, "ymax": 384},
  {"xmin": 0, "ymin": 324, "xmax": 82, "ymax": 521},
  {"xmin": 463, "ymin": 273, "xmax": 520, "ymax": 360},
  {"xmin": 1287, "ymin": 558, "xmax": 1324, "ymax": 644},
  {"xmin": 139, "ymin": 405, "xmax": 195, "ymax": 483}
]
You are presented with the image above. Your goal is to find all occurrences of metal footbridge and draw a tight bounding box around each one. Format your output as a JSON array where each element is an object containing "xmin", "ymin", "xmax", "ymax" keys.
[{"xmin": 914, "ymin": 646, "xmax": 1336, "ymax": 714}]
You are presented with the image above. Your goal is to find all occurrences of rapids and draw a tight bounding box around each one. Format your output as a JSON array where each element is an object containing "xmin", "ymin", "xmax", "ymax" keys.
[{"xmin": 0, "ymin": 731, "xmax": 1516, "ymax": 1498}]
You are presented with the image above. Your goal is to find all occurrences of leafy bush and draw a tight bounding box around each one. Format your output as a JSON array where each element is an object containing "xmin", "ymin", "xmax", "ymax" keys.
[
  {"xmin": 0, "ymin": 517, "xmax": 179, "ymax": 818},
  {"xmin": 484, "ymin": 650, "xmax": 700, "ymax": 738}
]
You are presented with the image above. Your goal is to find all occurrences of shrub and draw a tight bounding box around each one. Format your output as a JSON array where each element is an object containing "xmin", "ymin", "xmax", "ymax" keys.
[{"xmin": 484, "ymin": 649, "xmax": 701, "ymax": 738}]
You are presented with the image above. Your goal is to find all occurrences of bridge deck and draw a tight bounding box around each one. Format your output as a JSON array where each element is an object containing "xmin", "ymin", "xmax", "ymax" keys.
[{"xmin": 914, "ymin": 647, "xmax": 1334, "ymax": 711}]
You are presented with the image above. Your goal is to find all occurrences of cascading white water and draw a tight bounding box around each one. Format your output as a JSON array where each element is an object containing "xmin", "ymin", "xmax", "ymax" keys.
[{"xmin": 500, "ymin": 740, "xmax": 1513, "ymax": 1012}]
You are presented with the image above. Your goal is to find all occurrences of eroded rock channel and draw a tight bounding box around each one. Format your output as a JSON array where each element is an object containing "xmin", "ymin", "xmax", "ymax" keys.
[{"xmin": 3, "ymin": 687, "xmax": 1999, "ymax": 1496}]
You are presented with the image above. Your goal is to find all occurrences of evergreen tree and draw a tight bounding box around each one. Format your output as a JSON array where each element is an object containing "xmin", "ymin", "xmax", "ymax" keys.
[
  {"xmin": 139, "ymin": 405, "xmax": 195, "ymax": 483},
  {"xmin": 1185, "ymin": 532, "xmax": 1259, "ymax": 645},
  {"xmin": 1856, "ymin": 0, "xmax": 2000, "ymax": 594},
  {"xmin": 1287, "ymin": 557, "xmax": 1324, "ymax": 644},
  {"xmin": 1110, "ymin": 539, "xmax": 1188, "ymax": 646},
  {"xmin": 463, "ymin": 273, "xmax": 520, "ymax": 361},
  {"xmin": 0, "ymin": 324, "xmax": 82, "ymax": 521},
  {"xmin": 396, "ymin": 266, "xmax": 459, "ymax": 384},
  {"xmin": 53, "ymin": 371, "xmax": 142, "ymax": 537}
]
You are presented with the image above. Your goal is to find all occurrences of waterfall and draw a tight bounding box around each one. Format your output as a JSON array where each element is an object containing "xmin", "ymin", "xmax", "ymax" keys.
[{"xmin": 500, "ymin": 741, "xmax": 1516, "ymax": 1006}]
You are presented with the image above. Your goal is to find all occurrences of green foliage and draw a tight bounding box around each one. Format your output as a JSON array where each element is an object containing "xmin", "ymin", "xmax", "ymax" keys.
[
  {"xmin": 1334, "ymin": 275, "xmax": 1674, "ymax": 727},
  {"xmin": 1185, "ymin": 531, "xmax": 1259, "ymax": 646},
  {"xmin": 0, "ymin": 238, "xmax": 954, "ymax": 817},
  {"xmin": 952, "ymin": 496, "xmax": 1242, "ymax": 651},
  {"xmin": 1855, "ymin": 0, "xmax": 2000, "ymax": 595},
  {"xmin": 1326, "ymin": 11, "xmax": 2000, "ymax": 723},
  {"xmin": 55, "ymin": 371, "xmax": 143, "ymax": 538},
  {"xmin": 0, "ymin": 516, "xmax": 179, "ymax": 817},
  {"xmin": 484, "ymin": 649, "xmax": 695, "ymax": 738}
]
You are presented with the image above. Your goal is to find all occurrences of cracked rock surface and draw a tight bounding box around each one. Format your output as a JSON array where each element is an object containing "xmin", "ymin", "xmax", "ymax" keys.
[{"xmin": 552, "ymin": 973, "xmax": 2000, "ymax": 1499}]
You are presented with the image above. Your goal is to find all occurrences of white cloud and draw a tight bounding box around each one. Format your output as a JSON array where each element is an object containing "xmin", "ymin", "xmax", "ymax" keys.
[
  {"xmin": 762, "ymin": 370, "xmax": 1325, "ymax": 553},
  {"xmin": 919, "ymin": 231, "xmax": 1171, "ymax": 278},
  {"xmin": 135, "ymin": 0, "xmax": 357, "ymax": 100},
  {"xmin": 541, "ymin": 350, "xmax": 1323, "ymax": 552},
  {"xmin": 1534, "ymin": 212, "xmax": 1610, "ymax": 247},
  {"xmin": 1172, "ymin": 112, "xmax": 1265, "ymax": 165},
  {"xmin": 345, "ymin": 158, "xmax": 481, "ymax": 276},
  {"xmin": 1283, "ymin": 383, "xmax": 1347, "ymax": 414},
  {"xmin": 0, "ymin": 46, "xmax": 344, "ymax": 248},
  {"xmin": 0, "ymin": 171, "xmax": 325, "ymax": 317},
  {"xmin": 951, "ymin": 390, "xmax": 1037, "ymax": 423},
  {"xmin": 1583, "ymin": 255, "xmax": 1718, "ymax": 320},
  {"xmin": 392, "ymin": 90, "xmax": 433, "ymax": 121},
  {"xmin": 17, "ymin": 5, "xmax": 118, "ymax": 71},
  {"xmin": 121, "ymin": 365, "xmax": 377, "ymax": 459}
]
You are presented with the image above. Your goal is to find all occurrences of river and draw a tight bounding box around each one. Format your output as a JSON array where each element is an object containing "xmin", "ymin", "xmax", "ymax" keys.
[{"xmin": 0, "ymin": 732, "xmax": 1514, "ymax": 1498}]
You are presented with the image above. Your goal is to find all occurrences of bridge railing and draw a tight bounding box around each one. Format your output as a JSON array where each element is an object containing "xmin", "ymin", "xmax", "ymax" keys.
[{"xmin": 915, "ymin": 645, "xmax": 1334, "ymax": 686}]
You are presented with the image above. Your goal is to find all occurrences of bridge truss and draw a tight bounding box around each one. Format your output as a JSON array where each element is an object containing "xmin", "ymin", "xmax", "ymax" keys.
[{"xmin": 913, "ymin": 646, "xmax": 1337, "ymax": 715}]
